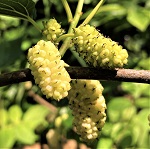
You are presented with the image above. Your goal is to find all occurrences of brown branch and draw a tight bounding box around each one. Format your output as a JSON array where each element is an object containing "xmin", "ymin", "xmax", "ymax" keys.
[{"xmin": 0, "ymin": 67, "xmax": 150, "ymax": 87}]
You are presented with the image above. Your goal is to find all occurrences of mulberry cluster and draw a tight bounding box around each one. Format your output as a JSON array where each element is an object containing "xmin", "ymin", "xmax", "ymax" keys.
[
  {"xmin": 27, "ymin": 40, "xmax": 71, "ymax": 101},
  {"xmin": 68, "ymin": 80, "xmax": 106, "ymax": 143},
  {"xmin": 73, "ymin": 24, "xmax": 128, "ymax": 69},
  {"xmin": 42, "ymin": 19, "xmax": 64, "ymax": 44}
]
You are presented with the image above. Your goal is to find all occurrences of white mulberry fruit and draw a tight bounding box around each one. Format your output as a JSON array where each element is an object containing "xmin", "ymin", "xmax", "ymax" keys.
[
  {"xmin": 68, "ymin": 79, "xmax": 106, "ymax": 143},
  {"xmin": 73, "ymin": 24, "xmax": 128, "ymax": 69},
  {"xmin": 43, "ymin": 19, "xmax": 64, "ymax": 45},
  {"xmin": 27, "ymin": 40, "xmax": 71, "ymax": 101}
]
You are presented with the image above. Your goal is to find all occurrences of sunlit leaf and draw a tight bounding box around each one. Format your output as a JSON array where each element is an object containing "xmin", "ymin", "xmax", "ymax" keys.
[
  {"xmin": 101, "ymin": 122, "xmax": 113, "ymax": 137},
  {"xmin": 110, "ymin": 123, "xmax": 123, "ymax": 140},
  {"xmin": 121, "ymin": 83, "xmax": 150, "ymax": 98},
  {"xmin": 0, "ymin": 109, "xmax": 8, "ymax": 127},
  {"xmin": 135, "ymin": 97, "xmax": 149, "ymax": 108},
  {"xmin": 0, "ymin": 126, "xmax": 16, "ymax": 148},
  {"xmin": 97, "ymin": 138, "xmax": 113, "ymax": 149},
  {"xmin": 0, "ymin": 0, "xmax": 35, "ymax": 20},
  {"xmin": 131, "ymin": 124, "xmax": 141, "ymax": 145},
  {"xmin": 107, "ymin": 97, "xmax": 132, "ymax": 122},
  {"xmin": 111, "ymin": 122, "xmax": 133, "ymax": 147},
  {"xmin": 137, "ymin": 58, "xmax": 150, "ymax": 70},
  {"xmin": 23, "ymin": 105, "xmax": 49, "ymax": 129},
  {"xmin": 127, "ymin": 6, "xmax": 150, "ymax": 32},
  {"xmin": 8, "ymin": 105, "xmax": 23, "ymax": 124},
  {"xmin": 117, "ymin": 131, "xmax": 132, "ymax": 148},
  {"xmin": 131, "ymin": 109, "xmax": 149, "ymax": 148},
  {"xmin": 15, "ymin": 123, "xmax": 37, "ymax": 144},
  {"xmin": 0, "ymin": 15, "xmax": 19, "ymax": 30},
  {"xmin": 121, "ymin": 106, "xmax": 136, "ymax": 121}
]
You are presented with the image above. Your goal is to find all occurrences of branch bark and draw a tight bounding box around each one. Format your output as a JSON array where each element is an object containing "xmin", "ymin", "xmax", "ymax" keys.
[{"xmin": 0, "ymin": 67, "xmax": 150, "ymax": 87}]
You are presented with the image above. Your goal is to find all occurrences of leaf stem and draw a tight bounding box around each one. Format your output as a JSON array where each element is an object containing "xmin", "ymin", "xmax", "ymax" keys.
[
  {"xmin": 59, "ymin": 0, "xmax": 84, "ymax": 56},
  {"xmin": 27, "ymin": 16, "xmax": 42, "ymax": 32},
  {"xmin": 81, "ymin": 0, "xmax": 105, "ymax": 25},
  {"xmin": 61, "ymin": 0, "xmax": 73, "ymax": 22}
]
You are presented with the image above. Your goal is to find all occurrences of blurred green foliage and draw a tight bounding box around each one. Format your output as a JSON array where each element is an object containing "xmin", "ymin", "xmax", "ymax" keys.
[
  {"xmin": 0, "ymin": 104, "xmax": 49, "ymax": 148},
  {"xmin": 0, "ymin": 0, "xmax": 150, "ymax": 148}
]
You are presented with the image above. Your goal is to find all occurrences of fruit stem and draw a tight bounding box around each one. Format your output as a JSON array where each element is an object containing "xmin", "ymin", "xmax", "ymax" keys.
[
  {"xmin": 59, "ymin": 0, "xmax": 84, "ymax": 56},
  {"xmin": 61, "ymin": 0, "xmax": 73, "ymax": 22},
  {"xmin": 81, "ymin": 0, "xmax": 105, "ymax": 25},
  {"xmin": 57, "ymin": 33, "xmax": 74, "ymax": 43},
  {"xmin": 27, "ymin": 16, "xmax": 42, "ymax": 32}
]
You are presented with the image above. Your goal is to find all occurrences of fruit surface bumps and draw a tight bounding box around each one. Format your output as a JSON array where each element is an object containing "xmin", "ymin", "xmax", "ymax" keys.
[
  {"xmin": 73, "ymin": 24, "xmax": 128, "ymax": 69},
  {"xmin": 43, "ymin": 19, "xmax": 64, "ymax": 44},
  {"xmin": 27, "ymin": 40, "xmax": 71, "ymax": 101},
  {"xmin": 68, "ymin": 79, "xmax": 106, "ymax": 143}
]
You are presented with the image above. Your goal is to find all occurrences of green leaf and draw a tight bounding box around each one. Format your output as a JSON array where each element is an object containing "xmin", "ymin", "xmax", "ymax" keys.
[
  {"xmin": 137, "ymin": 58, "xmax": 150, "ymax": 70},
  {"xmin": 117, "ymin": 131, "xmax": 132, "ymax": 148},
  {"xmin": 101, "ymin": 122, "xmax": 113, "ymax": 137},
  {"xmin": 111, "ymin": 123, "xmax": 133, "ymax": 147},
  {"xmin": 97, "ymin": 138, "xmax": 113, "ymax": 149},
  {"xmin": 107, "ymin": 97, "xmax": 132, "ymax": 122},
  {"xmin": 110, "ymin": 122, "xmax": 123, "ymax": 139},
  {"xmin": 23, "ymin": 105, "xmax": 49, "ymax": 130},
  {"xmin": 8, "ymin": 105, "xmax": 23, "ymax": 124},
  {"xmin": 15, "ymin": 123, "xmax": 37, "ymax": 144},
  {"xmin": 0, "ymin": 15, "xmax": 19, "ymax": 30},
  {"xmin": 131, "ymin": 109, "xmax": 149, "ymax": 147},
  {"xmin": 0, "ymin": 0, "xmax": 35, "ymax": 20},
  {"xmin": 135, "ymin": 97, "xmax": 149, "ymax": 108},
  {"xmin": 121, "ymin": 106, "xmax": 136, "ymax": 121},
  {"xmin": 0, "ymin": 37, "xmax": 23, "ymax": 68},
  {"xmin": 0, "ymin": 109, "xmax": 8, "ymax": 127},
  {"xmin": 121, "ymin": 83, "xmax": 150, "ymax": 98},
  {"xmin": 127, "ymin": 6, "xmax": 150, "ymax": 32},
  {"xmin": 62, "ymin": 114, "xmax": 73, "ymax": 130},
  {"xmin": 3, "ymin": 26, "xmax": 25, "ymax": 41},
  {"xmin": 131, "ymin": 124, "xmax": 141, "ymax": 145},
  {"xmin": 0, "ymin": 126, "xmax": 16, "ymax": 148},
  {"xmin": 98, "ymin": 4, "xmax": 126, "ymax": 14}
]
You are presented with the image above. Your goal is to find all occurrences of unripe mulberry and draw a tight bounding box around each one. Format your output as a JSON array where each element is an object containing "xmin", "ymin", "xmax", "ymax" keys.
[
  {"xmin": 68, "ymin": 79, "xmax": 106, "ymax": 143},
  {"xmin": 27, "ymin": 40, "xmax": 71, "ymax": 101},
  {"xmin": 43, "ymin": 19, "xmax": 64, "ymax": 44},
  {"xmin": 73, "ymin": 24, "xmax": 128, "ymax": 69}
]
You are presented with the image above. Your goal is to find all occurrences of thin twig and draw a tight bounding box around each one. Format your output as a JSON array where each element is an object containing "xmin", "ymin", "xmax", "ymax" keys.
[
  {"xmin": 0, "ymin": 67, "xmax": 149, "ymax": 87},
  {"xmin": 28, "ymin": 90, "xmax": 58, "ymax": 113}
]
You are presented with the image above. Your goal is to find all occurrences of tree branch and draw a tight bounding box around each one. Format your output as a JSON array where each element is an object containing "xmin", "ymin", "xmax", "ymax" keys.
[{"xmin": 0, "ymin": 67, "xmax": 149, "ymax": 87}]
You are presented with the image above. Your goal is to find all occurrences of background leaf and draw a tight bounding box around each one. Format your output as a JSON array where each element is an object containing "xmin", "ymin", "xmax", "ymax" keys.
[
  {"xmin": 0, "ymin": 109, "xmax": 8, "ymax": 127},
  {"xmin": 8, "ymin": 105, "xmax": 23, "ymax": 124},
  {"xmin": 23, "ymin": 105, "xmax": 49, "ymax": 129},
  {"xmin": 15, "ymin": 123, "xmax": 37, "ymax": 144},
  {"xmin": 97, "ymin": 138, "xmax": 113, "ymax": 149},
  {"xmin": 134, "ymin": 97, "xmax": 149, "ymax": 108},
  {"xmin": 131, "ymin": 109, "xmax": 149, "ymax": 148},
  {"xmin": 0, "ymin": 126, "xmax": 16, "ymax": 148},
  {"xmin": 0, "ymin": 0, "xmax": 35, "ymax": 20},
  {"xmin": 0, "ymin": 37, "xmax": 23, "ymax": 68},
  {"xmin": 107, "ymin": 97, "xmax": 132, "ymax": 122},
  {"xmin": 127, "ymin": 6, "xmax": 150, "ymax": 32}
]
